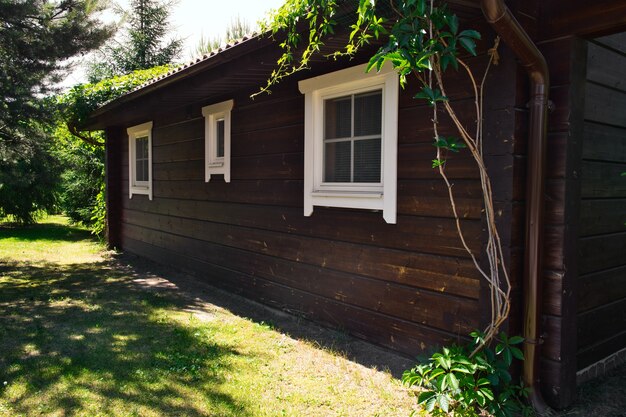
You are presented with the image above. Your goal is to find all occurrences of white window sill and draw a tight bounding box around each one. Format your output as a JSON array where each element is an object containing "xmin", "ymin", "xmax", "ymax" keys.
[
  {"xmin": 311, "ymin": 190, "xmax": 383, "ymax": 198},
  {"xmin": 129, "ymin": 186, "xmax": 152, "ymax": 200}
]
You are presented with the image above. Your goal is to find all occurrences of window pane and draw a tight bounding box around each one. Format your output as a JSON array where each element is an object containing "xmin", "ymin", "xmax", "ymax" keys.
[
  {"xmin": 324, "ymin": 96, "xmax": 351, "ymax": 139},
  {"xmin": 354, "ymin": 91, "xmax": 382, "ymax": 136},
  {"xmin": 135, "ymin": 137, "xmax": 149, "ymax": 182},
  {"xmin": 216, "ymin": 118, "xmax": 225, "ymax": 158},
  {"xmin": 143, "ymin": 159, "xmax": 149, "ymax": 182},
  {"xmin": 324, "ymin": 141, "xmax": 351, "ymax": 182},
  {"xmin": 354, "ymin": 138, "xmax": 381, "ymax": 183},
  {"xmin": 136, "ymin": 136, "xmax": 148, "ymax": 158},
  {"xmin": 135, "ymin": 159, "xmax": 148, "ymax": 182}
]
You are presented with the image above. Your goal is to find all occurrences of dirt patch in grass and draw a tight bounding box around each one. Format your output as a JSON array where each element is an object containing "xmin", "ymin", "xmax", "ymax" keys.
[{"xmin": 0, "ymin": 217, "xmax": 416, "ymax": 417}]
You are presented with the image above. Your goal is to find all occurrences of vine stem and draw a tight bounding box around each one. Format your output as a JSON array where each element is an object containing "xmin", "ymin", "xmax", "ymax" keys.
[{"xmin": 427, "ymin": 8, "xmax": 510, "ymax": 351}]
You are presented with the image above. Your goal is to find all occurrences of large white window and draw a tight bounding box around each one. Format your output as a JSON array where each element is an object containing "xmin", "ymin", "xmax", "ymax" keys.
[
  {"xmin": 298, "ymin": 63, "xmax": 399, "ymax": 223},
  {"xmin": 202, "ymin": 99, "xmax": 234, "ymax": 182},
  {"xmin": 127, "ymin": 121, "xmax": 153, "ymax": 200}
]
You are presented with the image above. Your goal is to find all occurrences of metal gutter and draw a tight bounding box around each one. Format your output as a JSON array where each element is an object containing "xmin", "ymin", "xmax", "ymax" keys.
[{"xmin": 480, "ymin": 0, "xmax": 551, "ymax": 413}]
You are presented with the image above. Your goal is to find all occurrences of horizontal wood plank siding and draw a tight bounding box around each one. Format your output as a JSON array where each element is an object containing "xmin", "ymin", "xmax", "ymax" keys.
[
  {"xmin": 109, "ymin": 49, "xmax": 506, "ymax": 356},
  {"xmin": 576, "ymin": 33, "xmax": 626, "ymax": 369}
]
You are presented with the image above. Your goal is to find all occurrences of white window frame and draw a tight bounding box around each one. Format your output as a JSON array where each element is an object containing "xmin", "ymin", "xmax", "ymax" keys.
[
  {"xmin": 298, "ymin": 63, "xmax": 399, "ymax": 224},
  {"xmin": 202, "ymin": 99, "xmax": 234, "ymax": 182},
  {"xmin": 127, "ymin": 121, "xmax": 153, "ymax": 200}
]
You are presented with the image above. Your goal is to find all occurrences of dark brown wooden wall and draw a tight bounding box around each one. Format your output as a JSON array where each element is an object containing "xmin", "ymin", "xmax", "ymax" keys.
[
  {"xmin": 103, "ymin": 37, "xmax": 517, "ymax": 357},
  {"xmin": 576, "ymin": 33, "xmax": 626, "ymax": 369},
  {"xmin": 523, "ymin": 17, "xmax": 625, "ymax": 408},
  {"xmin": 530, "ymin": 35, "xmax": 586, "ymax": 408}
]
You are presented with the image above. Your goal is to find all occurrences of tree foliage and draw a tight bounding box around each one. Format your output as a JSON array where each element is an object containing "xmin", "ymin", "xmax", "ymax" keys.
[
  {"xmin": 0, "ymin": 0, "xmax": 113, "ymax": 223},
  {"xmin": 194, "ymin": 16, "xmax": 253, "ymax": 57},
  {"xmin": 0, "ymin": 121, "xmax": 62, "ymax": 223},
  {"xmin": 0, "ymin": 0, "xmax": 113, "ymax": 142},
  {"xmin": 56, "ymin": 65, "xmax": 172, "ymax": 234},
  {"xmin": 87, "ymin": 0, "xmax": 182, "ymax": 81},
  {"xmin": 60, "ymin": 64, "xmax": 173, "ymax": 145},
  {"xmin": 54, "ymin": 123, "xmax": 104, "ymax": 226}
]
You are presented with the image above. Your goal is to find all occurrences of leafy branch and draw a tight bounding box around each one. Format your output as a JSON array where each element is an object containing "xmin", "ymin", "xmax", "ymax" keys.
[{"xmin": 58, "ymin": 65, "xmax": 174, "ymax": 145}]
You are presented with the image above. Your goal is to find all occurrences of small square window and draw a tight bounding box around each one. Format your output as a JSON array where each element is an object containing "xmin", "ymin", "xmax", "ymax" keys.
[
  {"xmin": 202, "ymin": 100, "xmax": 234, "ymax": 182},
  {"xmin": 299, "ymin": 63, "xmax": 399, "ymax": 223},
  {"xmin": 127, "ymin": 121, "xmax": 153, "ymax": 200}
]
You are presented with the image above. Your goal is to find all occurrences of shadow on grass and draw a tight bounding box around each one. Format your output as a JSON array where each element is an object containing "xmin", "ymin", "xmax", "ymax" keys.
[
  {"xmin": 0, "ymin": 261, "xmax": 250, "ymax": 416},
  {"xmin": 0, "ymin": 221, "xmax": 93, "ymax": 243},
  {"xmin": 119, "ymin": 253, "xmax": 415, "ymax": 379}
]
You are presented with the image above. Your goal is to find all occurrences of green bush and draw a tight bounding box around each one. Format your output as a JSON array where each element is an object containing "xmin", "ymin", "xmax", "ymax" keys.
[
  {"xmin": 0, "ymin": 125, "xmax": 62, "ymax": 224},
  {"xmin": 55, "ymin": 124, "xmax": 105, "ymax": 226},
  {"xmin": 90, "ymin": 182, "xmax": 107, "ymax": 239},
  {"xmin": 55, "ymin": 65, "xmax": 173, "ymax": 234},
  {"xmin": 402, "ymin": 332, "xmax": 533, "ymax": 417}
]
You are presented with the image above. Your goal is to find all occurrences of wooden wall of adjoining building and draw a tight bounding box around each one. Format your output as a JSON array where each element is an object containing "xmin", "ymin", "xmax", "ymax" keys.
[
  {"xmin": 531, "ymin": 35, "xmax": 586, "ymax": 408},
  {"xmin": 576, "ymin": 33, "xmax": 626, "ymax": 369},
  {"xmin": 103, "ymin": 41, "xmax": 518, "ymax": 357},
  {"xmin": 511, "ymin": 0, "xmax": 626, "ymax": 409}
]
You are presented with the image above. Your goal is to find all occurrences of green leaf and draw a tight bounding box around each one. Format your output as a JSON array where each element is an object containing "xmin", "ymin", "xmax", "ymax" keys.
[
  {"xmin": 432, "ymin": 159, "xmax": 445, "ymax": 168},
  {"xmin": 438, "ymin": 394, "xmax": 450, "ymax": 413},
  {"xmin": 429, "ymin": 368, "xmax": 446, "ymax": 379},
  {"xmin": 451, "ymin": 364, "xmax": 472, "ymax": 374},
  {"xmin": 511, "ymin": 346, "xmax": 525, "ymax": 361},
  {"xmin": 448, "ymin": 14, "xmax": 459, "ymax": 35},
  {"xmin": 477, "ymin": 378, "xmax": 491, "ymax": 386},
  {"xmin": 508, "ymin": 335, "xmax": 524, "ymax": 345},
  {"xmin": 419, "ymin": 392, "xmax": 438, "ymax": 412},
  {"xmin": 439, "ymin": 374, "xmax": 448, "ymax": 390},
  {"xmin": 414, "ymin": 86, "xmax": 434, "ymax": 100},
  {"xmin": 480, "ymin": 387, "xmax": 495, "ymax": 401},
  {"xmin": 503, "ymin": 348, "xmax": 513, "ymax": 366},
  {"xmin": 366, "ymin": 55, "xmax": 381, "ymax": 73},
  {"xmin": 447, "ymin": 372, "xmax": 460, "ymax": 390},
  {"xmin": 459, "ymin": 29, "xmax": 481, "ymax": 40},
  {"xmin": 436, "ymin": 355, "xmax": 452, "ymax": 370},
  {"xmin": 487, "ymin": 373, "xmax": 500, "ymax": 386},
  {"xmin": 417, "ymin": 0, "xmax": 426, "ymax": 15},
  {"xmin": 459, "ymin": 37, "xmax": 477, "ymax": 56}
]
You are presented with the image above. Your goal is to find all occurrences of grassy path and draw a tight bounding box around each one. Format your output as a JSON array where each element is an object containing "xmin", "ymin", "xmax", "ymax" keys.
[{"xmin": 0, "ymin": 216, "xmax": 415, "ymax": 417}]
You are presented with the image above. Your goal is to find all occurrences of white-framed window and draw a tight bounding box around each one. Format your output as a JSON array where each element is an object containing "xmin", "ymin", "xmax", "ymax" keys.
[
  {"xmin": 298, "ymin": 63, "xmax": 399, "ymax": 224},
  {"xmin": 202, "ymin": 99, "xmax": 234, "ymax": 182},
  {"xmin": 127, "ymin": 121, "xmax": 153, "ymax": 200}
]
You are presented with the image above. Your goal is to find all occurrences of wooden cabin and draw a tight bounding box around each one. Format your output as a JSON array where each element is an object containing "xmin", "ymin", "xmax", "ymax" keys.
[{"xmin": 84, "ymin": 0, "xmax": 626, "ymax": 409}]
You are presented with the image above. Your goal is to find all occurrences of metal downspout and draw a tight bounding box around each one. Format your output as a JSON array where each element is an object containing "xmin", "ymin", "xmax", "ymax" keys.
[{"xmin": 480, "ymin": 0, "xmax": 551, "ymax": 413}]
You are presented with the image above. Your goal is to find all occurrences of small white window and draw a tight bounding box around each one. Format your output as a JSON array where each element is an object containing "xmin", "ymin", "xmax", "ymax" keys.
[
  {"xmin": 202, "ymin": 99, "xmax": 234, "ymax": 182},
  {"xmin": 127, "ymin": 121, "xmax": 153, "ymax": 200},
  {"xmin": 298, "ymin": 63, "xmax": 399, "ymax": 223}
]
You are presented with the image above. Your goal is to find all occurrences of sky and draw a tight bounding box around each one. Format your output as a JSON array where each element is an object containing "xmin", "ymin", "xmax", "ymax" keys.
[{"xmin": 62, "ymin": 0, "xmax": 285, "ymax": 87}]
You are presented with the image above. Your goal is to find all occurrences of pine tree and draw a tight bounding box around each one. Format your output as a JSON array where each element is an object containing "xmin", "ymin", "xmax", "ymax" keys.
[
  {"xmin": 194, "ymin": 16, "xmax": 253, "ymax": 57},
  {"xmin": 0, "ymin": 0, "xmax": 114, "ymax": 143},
  {"xmin": 0, "ymin": 0, "xmax": 113, "ymax": 223},
  {"xmin": 88, "ymin": 0, "xmax": 183, "ymax": 81}
]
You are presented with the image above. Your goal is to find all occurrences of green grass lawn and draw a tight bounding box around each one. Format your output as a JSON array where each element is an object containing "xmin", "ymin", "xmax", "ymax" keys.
[{"xmin": 0, "ymin": 216, "xmax": 414, "ymax": 417}]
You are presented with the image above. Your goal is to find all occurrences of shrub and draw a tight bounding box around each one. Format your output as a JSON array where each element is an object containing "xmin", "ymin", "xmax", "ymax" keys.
[{"xmin": 402, "ymin": 332, "xmax": 533, "ymax": 417}]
